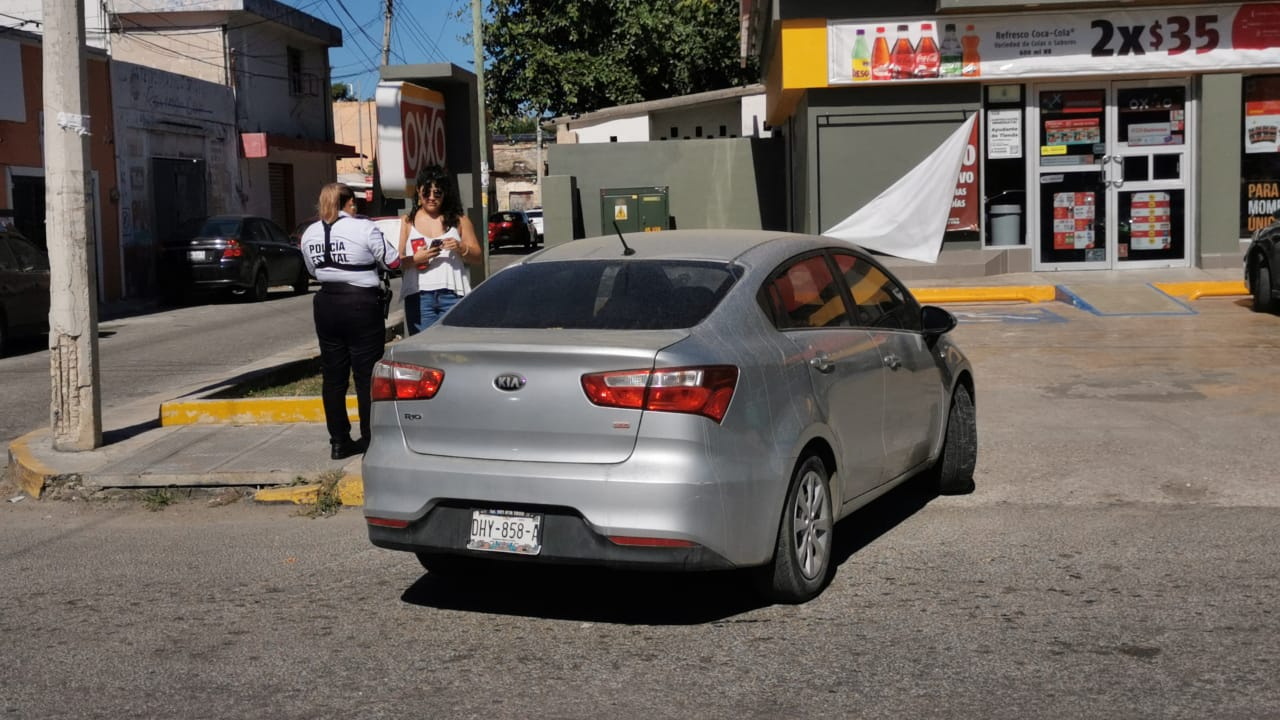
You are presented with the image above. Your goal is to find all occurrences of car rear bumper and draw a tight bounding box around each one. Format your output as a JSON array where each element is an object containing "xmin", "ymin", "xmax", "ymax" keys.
[
  {"xmin": 361, "ymin": 428, "xmax": 779, "ymax": 570},
  {"xmin": 161, "ymin": 259, "xmax": 251, "ymax": 290}
]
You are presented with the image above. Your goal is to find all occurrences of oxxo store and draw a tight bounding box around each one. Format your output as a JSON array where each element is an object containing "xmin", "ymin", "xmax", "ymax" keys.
[{"xmin": 755, "ymin": 1, "xmax": 1280, "ymax": 274}]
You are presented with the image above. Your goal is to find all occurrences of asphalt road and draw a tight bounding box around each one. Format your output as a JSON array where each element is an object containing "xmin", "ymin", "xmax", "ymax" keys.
[{"xmin": 2, "ymin": 295, "xmax": 1278, "ymax": 719}]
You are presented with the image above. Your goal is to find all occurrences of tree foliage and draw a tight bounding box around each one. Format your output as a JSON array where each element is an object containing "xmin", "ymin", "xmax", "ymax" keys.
[
  {"xmin": 331, "ymin": 82, "xmax": 353, "ymax": 102},
  {"xmin": 482, "ymin": 0, "xmax": 756, "ymax": 125}
]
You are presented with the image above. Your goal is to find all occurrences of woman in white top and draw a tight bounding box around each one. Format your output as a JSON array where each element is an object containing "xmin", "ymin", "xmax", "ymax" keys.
[{"xmin": 398, "ymin": 165, "xmax": 483, "ymax": 334}]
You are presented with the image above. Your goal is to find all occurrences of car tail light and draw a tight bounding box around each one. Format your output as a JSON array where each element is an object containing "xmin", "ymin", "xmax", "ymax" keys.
[
  {"xmin": 487, "ymin": 223, "xmax": 496, "ymax": 240},
  {"xmin": 366, "ymin": 516, "xmax": 409, "ymax": 529},
  {"xmin": 608, "ymin": 536, "xmax": 697, "ymax": 548},
  {"xmin": 221, "ymin": 239, "xmax": 243, "ymax": 258},
  {"xmin": 581, "ymin": 365, "xmax": 738, "ymax": 423},
  {"xmin": 371, "ymin": 360, "xmax": 444, "ymax": 401}
]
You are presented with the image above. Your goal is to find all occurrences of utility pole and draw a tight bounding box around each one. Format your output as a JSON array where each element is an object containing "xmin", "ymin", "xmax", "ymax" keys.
[
  {"xmin": 472, "ymin": 0, "xmax": 489, "ymax": 221},
  {"xmin": 381, "ymin": 0, "xmax": 393, "ymax": 66},
  {"xmin": 43, "ymin": 0, "xmax": 102, "ymax": 450}
]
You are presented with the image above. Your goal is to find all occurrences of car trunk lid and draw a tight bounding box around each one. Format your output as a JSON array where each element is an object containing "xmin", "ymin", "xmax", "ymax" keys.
[{"xmin": 388, "ymin": 327, "xmax": 688, "ymax": 463}]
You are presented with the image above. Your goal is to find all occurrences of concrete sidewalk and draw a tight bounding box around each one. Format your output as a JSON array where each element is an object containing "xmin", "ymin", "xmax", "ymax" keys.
[{"xmin": 4, "ymin": 270, "xmax": 1249, "ymax": 507}]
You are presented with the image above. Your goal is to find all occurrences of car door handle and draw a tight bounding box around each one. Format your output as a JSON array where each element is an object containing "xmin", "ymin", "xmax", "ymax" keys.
[
  {"xmin": 883, "ymin": 354, "xmax": 902, "ymax": 370},
  {"xmin": 809, "ymin": 353, "xmax": 834, "ymax": 373}
]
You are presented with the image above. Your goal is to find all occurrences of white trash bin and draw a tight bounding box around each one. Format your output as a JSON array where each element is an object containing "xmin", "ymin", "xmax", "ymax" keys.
[{"xmin": 989, "ymin": 204, "xmax": 1022, "ymax": 246}]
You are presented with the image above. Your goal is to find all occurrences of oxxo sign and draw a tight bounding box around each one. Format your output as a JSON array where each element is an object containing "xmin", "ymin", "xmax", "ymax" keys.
[{"xmin": 375, "ymin": 81, "xmax": 447, "ymax": 197}]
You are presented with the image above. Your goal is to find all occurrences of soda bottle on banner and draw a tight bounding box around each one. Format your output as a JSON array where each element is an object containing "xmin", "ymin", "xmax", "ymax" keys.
[
  {"xmin": 889, "ymin": 24, "xmax": 915, "ymax": 79},
  {"xmin": 940, "ymin": 23, "xmax": 962, "ymax": 77},
  {"xmin": 871, "ymin": 26, "xmax": 892, "ymax": 81},
  {"xmin": 913, "ymin": 23, "xmax": 940, "ymax": 78},
  {"xmin": 851, "ymin": 28, "xmax": 871, "ymax": 82},
  {"xmin": 962, "ymin": 25, "xmax": 982, "ymax": 77}
]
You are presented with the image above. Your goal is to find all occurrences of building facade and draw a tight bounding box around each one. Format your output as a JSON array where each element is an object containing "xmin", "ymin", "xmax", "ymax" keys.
[
  {"xmin": 746, "ymin": 0, "xmax": 1280, "ymax": 276},
  {"xmin": 0, "ymin": 30, "xmax": 123, "ymax": 302}
]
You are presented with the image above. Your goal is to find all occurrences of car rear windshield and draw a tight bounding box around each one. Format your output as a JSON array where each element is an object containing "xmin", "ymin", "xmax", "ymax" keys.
[
  {"xmin": 490, "ymin": 212, "xmax": 521, "ymax": 223},
  {"xmin": 444, "ymin": 260, "xmax": 740, "ymax": 330},
  {"xmin": 197, "ymin": 218, "xmax": 243, "ymax": 238}
]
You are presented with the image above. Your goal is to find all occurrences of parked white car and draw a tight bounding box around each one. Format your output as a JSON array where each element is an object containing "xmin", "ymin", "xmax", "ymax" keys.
[{"xmin": 526, "ymin": 207, "xmax": 544, "ymax": 243}]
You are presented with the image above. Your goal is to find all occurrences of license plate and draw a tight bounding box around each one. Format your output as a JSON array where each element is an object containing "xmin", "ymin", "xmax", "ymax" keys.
[
  {"xmin": 468, "ymin": 509, "xmax": 542, "ymax": 555},
  {"xmin": 188, "ymin": 250, "xmax": 206, "ymax": 261}
]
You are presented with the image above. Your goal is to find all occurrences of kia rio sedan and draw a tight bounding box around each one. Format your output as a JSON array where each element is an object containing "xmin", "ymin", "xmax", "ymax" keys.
[{"xmin": 363, "ymin": 229, "xmax": 976, "ymax": 603}]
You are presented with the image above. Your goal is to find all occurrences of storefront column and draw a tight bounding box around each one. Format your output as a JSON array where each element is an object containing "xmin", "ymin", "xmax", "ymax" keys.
[{"xmin": 1198, "ymin": 73, "xmax": 1244, "ymax": 268}]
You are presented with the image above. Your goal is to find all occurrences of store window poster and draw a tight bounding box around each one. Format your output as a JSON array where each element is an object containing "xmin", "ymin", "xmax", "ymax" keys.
[
  {"xmin": 1245, "ymin": 75, "xmax": 1280, "ymax": 154},
  {"xmin": 1129, "ymin": 192, "xmax": 1172, "ymax": 250},
  {"xmin": 1052, "ymin": 192, "xmax": 1096, "ymax": 249}
]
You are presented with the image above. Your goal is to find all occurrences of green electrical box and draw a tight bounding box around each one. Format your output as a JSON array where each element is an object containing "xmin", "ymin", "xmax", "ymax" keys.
[{"xmin": 600, "ymin": 186, "xmax": 670, "ymax": 235}]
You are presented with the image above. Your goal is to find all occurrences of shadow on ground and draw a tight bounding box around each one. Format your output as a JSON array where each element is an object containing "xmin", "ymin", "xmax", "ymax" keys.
[{"xmin": 398, "ymin": 475, "xmax": 939, "ymax": 624}]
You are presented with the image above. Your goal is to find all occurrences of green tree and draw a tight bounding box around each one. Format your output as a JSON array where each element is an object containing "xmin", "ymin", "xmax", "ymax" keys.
[
  {"xmin": 481, "ymin": 0, "xmax": 755, "ymax": 125},
  {"xmin": 332, "ymin": 83, "xmax": 353, "ymax": 102}
]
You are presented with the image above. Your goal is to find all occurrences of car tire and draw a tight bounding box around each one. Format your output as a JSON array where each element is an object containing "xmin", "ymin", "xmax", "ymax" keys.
[
  {"xmin": 292, "ymin": 265, "xmax": 310, "ymax": 295},
  {"xmin": 931, "ymin": 384, "xmax": 977, "ymax": 495},
  {"xmin": 248, "ymin": 268, "xmax": 269, "ymax": 303},
  {"xmin": 753, "ymin": 455, "xmax": 834, "ymax": 604},
  {"xmin": 1252, "ymin": 263, "xmax": 1275, "ymax": 314}
]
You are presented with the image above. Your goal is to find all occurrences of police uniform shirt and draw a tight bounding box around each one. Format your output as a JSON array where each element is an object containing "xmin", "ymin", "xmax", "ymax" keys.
[{"xmin": 301, "ymin": 212, "xmax": 400, "ymax": 286}]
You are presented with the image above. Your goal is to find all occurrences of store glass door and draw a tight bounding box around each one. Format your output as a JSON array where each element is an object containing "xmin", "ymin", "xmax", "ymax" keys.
[{"xmin": 1031, "ymin": 80, "xmax": 1192, "ymax": 270}]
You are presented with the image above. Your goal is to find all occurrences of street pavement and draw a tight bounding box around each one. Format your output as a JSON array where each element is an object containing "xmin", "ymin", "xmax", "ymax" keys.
[{"xmin": 3, "ymin": 265, "xmax": 1247, "ymax": 507}]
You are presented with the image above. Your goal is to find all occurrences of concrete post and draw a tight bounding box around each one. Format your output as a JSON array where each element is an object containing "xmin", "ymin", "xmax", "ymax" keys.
[{"xmin": 42, "ymin": 0, "xmax": 102, "ymax": 450}]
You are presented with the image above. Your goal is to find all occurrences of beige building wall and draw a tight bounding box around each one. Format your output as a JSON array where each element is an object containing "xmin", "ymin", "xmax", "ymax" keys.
[
  {"xmin": 110, "ymin": 26, "xmax": 227, "ymax": 85},
  {"xmin": 334, "ymin": 100, "xmax": 377, "ymax": 175},
  {"xmin": 492, "ymin": 141, "xmax": 543, "ymax": 210}
]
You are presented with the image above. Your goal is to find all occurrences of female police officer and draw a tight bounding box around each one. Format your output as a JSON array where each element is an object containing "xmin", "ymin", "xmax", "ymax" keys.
[{"xmin": 300, "ymin": 183, "xmax": 400, "ymax": 459}]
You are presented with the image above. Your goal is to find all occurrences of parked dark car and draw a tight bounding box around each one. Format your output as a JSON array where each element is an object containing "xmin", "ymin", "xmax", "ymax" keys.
[
  {"xmin": 1245, "ymin": 209, "xmax": 1280, "ymax": 313},
  {"xmin": 158, "ymin": 215, "xmax": 310, "ymax": 303},
  {"xmin": 488, "ymin": 210, "xmax": 538, "ymax": 251},
  {"xmin": 0, "ymin": 226, "xmax": 50, "ymax": 355}
]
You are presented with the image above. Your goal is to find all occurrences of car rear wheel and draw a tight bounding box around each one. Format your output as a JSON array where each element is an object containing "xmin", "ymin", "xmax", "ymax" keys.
[
  {"xmin": 1252, "ymin": 263, "xmax": 1275, "ymax": 314},
  {"xmin": 930, "ymin": 384, "xmax": 977, "ymax": 495},
  {"xmin": 753, "ymin": 455, "xmax": 834, "ymax": 604},
  {"xmin": 248, "ymin": 268, "xmax": 269, "ymax": 303}
]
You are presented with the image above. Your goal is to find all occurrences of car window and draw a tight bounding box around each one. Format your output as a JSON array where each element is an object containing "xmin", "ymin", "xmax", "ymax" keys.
[
  {"xmin": 0, "ymin": 236, "xmax": 19, "ymax": 271},
  {"xmin": 264, "ymin": 221, "xmax": 289, "ymax": 245},
  {"xmin": 830, "ymin": 252, "xmax": 917, "ymax": 331},
  {"xmin": 167, "ymin": 217, "xmax": 208, "ymax": 245},
  {"xmin": 444, "ymin": 260, "xmax": 739, "ymax": 330},
  {"xmin": 760, "ymin": 255, "xmax": 851, "ymax": 329},
  {"xmin": 6, "ymin": 233, "xmax": 48, "ymax": 272},
  {"xmin": 198, "ymin": 217, "xmax": 243, "ymax": 238}
]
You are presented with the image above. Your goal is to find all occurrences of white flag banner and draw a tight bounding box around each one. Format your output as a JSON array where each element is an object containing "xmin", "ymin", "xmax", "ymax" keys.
[{"xmin": 824, "ymin": 114, "xmax": 978, "ymax": 264}]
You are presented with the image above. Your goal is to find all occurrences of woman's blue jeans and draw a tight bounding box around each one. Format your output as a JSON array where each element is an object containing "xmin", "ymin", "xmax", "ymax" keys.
[{"xmin": 404, "ymin": 289, "xmax": 461, "ymax": 335}]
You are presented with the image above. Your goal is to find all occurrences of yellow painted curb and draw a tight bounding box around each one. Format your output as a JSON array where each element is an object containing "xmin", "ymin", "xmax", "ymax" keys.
[
  {"xmin": 6, "ymin": 430, "xmax": 51, "ymax": 499},
  {"xmin": 912, "ymin": 285, "xmax": 1056, "ymax": 304},
  {"xmin": 1153, "ymin": 280, "xmax": 1249, "ymax": 301},
  {"xmin": 254, "ymin": 475, "xmax": 363, "ymax": 506},
  {"xmin": 161, "ymin": 396, "xmax": 358, "ymax": 426}
]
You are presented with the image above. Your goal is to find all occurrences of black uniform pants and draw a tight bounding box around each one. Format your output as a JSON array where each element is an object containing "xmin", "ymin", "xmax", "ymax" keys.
[{"xmin": 313, "ymin": 283, "xmax": 385, "ymax": 443}]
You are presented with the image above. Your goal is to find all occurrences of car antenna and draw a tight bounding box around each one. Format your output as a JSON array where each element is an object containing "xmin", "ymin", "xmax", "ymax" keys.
[{"xmin": 612, "ymin": 220, "xmax": 636, "ymax": 256}]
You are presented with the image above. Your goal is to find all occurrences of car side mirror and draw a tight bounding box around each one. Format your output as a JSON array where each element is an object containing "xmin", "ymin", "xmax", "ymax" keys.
[{"xmin": 921, "ymin": 305, "xmax": 957, "ymax": 338}]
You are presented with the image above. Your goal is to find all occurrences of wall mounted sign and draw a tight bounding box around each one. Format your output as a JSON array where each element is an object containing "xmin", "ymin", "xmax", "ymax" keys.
[
  {"xmin": 376, "ymin": 81, "xmax": 447, "ymax": 197},
  {"xmin": 828, "ymin": 3, "xmax": 1280, "ymax": 85}
]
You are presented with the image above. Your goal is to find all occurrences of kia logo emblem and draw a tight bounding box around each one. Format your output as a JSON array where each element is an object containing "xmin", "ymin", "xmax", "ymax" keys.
[{"xmin": 493, "ymin": 373, "xmax": 526, "ymax": 392}]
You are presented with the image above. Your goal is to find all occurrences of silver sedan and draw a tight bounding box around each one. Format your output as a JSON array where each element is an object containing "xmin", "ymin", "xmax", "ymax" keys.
[{"xmin": 362, "ymin": 229, "xmax": 976, "ymax": 603}]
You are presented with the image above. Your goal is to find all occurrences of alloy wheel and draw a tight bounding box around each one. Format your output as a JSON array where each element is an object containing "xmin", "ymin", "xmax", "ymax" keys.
[{"xmin": 791, "ymin": 467, "xmax": 832, "ymax": 580}]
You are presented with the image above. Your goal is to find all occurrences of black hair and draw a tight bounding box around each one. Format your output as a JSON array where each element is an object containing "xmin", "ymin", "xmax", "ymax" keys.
[{"xmin": 408, "ymin": 165, "xmax": 464, "ymax": 230}]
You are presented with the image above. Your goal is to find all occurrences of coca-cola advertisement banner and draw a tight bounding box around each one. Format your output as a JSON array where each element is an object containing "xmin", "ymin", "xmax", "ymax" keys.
[
  {"xmin": 376, "ymin": 81, "xmax": 447, "ymax": 197},
  {"xmin": 828, "ymin": 3, "xmax": 1280, "ymax": 85}
]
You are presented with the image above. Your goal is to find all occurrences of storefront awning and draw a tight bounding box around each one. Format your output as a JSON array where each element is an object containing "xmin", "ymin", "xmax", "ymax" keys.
[{"xmin": 240, "ymin": 132, "xmax": 356, "ymax": 159}]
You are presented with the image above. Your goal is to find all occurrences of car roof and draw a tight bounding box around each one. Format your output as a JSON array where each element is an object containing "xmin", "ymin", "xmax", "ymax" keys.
[{"xmin": 525, "ymin": 229, "xmax": 859, "ymax": 265}]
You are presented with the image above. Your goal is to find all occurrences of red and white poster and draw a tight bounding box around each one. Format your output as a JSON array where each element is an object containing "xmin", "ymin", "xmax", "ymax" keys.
[
  {"xmin": 1052, "ymin": 192, "xmax": 1096, "ymax": 250},
  {"xmin": 947, "ymin": 120, "xmax": 981, "ymax": 232},
  {"xmin": 1246, "ymin": 99, "xmax": 1280, "ymax": 153},
  {"xmin": 1129, "ymin": 192, "xmax": 1172, "ymax": 250}
]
